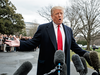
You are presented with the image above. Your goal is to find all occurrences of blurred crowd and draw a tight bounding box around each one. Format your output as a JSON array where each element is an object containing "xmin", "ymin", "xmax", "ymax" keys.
[{"xmin": 0, "ymin": 33, "xmax": 38, "ymax": 52}]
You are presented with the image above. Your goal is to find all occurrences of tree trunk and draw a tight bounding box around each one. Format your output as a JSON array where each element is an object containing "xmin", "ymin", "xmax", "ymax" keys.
[{"xmin": 85, "ymin": 41, "xmax": 91, "ymax": 51}]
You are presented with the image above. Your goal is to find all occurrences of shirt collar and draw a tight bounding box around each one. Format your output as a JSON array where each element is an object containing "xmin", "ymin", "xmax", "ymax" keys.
[{"xmin": 52, "ymin": 22, "xmax": 62, "ymax": 28}]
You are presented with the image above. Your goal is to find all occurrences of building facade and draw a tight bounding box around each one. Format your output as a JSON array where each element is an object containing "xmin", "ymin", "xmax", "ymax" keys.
[{"xmin": 25, "ymin": 22, "xmax": 39, "ymax": 36}]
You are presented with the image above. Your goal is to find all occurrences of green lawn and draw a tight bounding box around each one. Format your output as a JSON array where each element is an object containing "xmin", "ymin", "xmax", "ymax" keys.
[{"xmin": 70, "ymin": 47, "xmax": 100, "ymax": 70}]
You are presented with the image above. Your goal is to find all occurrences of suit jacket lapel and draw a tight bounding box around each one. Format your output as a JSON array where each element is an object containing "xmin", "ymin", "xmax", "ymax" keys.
[{"xmin": 46, "ymin": 22, "xmax": 57, "ymax": 50}]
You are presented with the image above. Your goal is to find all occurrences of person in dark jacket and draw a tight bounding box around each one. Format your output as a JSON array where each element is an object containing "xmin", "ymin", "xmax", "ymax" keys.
[
  {"xmin": 92, "ymin": 44, "xmax": 98, "ymax": 51},
  {"xmin": 5, "ymin": 6, "xmax": 88, "ymax": 75}
]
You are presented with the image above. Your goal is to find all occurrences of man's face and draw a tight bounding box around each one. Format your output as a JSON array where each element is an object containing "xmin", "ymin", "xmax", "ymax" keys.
[{"xmin": 51, "ymin": 9, "xmax": 64, "ymax": 25}]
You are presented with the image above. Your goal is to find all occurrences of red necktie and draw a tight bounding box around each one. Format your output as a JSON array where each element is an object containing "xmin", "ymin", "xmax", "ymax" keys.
[{"xmin": 57, "ymin": 25, "xmax": 63, "ymax": 50}]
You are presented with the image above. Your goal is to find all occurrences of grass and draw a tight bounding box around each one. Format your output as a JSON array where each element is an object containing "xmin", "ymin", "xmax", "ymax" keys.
[{"xmin": 70, "ymin": 47, "xmax": 100, "ymax": 70}]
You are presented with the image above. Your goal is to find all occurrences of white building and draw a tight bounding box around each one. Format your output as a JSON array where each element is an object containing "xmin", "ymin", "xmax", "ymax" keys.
[{"xmin": 25, "ymin": 22, "xmax": 39, "ymax": 36}]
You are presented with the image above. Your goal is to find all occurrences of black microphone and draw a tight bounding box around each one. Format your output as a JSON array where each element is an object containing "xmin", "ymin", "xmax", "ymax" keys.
[
  {"xmin": 13, "ymin": 61, "xmax": 32, "ymax": 75},
  {"xmin": 54, "ymin": 50, "xmax": 65, "ymax": 65},
  {"xmin": 83, "ymin": 52, "xmax": 92, "ymax": 66},
  {"xmin": 44, "ymin": 63, "xmax": 67, "ymax": 75},
  {"xmin": 80, "ymin": 57, "xmax": 88, "ymax": 74},
  {"xmin": 92, "ymin": 72, "xmax": 98, "ymax": 75},
  {"xmin": 72, "ymin": 54, "xmax": 85, "ymax": 75},
  {"xmin": 60, "ymin": 63, "xmax": 67, "ymax": 75},
  {"xmin": 44, "ymin": 50, "xmax": 67, "ymax": 75},
  {"xmin": 54, "ymin": 50, "xmax": 65, "ymax": 75},
  {"xmin": 89, "ymin": 51, "xmax": 100, "ymax": 73}
]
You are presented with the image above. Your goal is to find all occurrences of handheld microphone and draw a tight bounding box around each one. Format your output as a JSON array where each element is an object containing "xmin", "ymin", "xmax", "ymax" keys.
[
  {"xmin": 13, "ymin": 61, "xmax": 32, "ymax": 75},
  {"xmin": 83, "ymin": 52, "xmax": 92, "ymax": 66},
  {"xmin": 72, "ymin": 54, "xmax": 85, "ymax": 74},
  {"xmin": 54, "ymin": 50, "xmax": 65, "ymax": 75},
  {"xmin": 89, "ymin": 51, "xmax": 100, "ymax": 73},
  {"xmin": 80, "ymin": 57, "xmax": 88, "ymax": 74}
]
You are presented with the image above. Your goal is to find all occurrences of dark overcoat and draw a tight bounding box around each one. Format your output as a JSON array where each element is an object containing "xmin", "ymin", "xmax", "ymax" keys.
[{"xmin": 20, "ymin": 22, "xmax": 87, "ymax": 75}]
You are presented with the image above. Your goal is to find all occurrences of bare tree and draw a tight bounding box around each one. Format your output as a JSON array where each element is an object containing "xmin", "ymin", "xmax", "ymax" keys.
[
  {"xmin": 38, "ymin": 5, "xmax": 53, "ymax": 22},
  {"xmin": 65, "ymin": 5, "xmax": 81, "ymax": 37},
  {"xmin": 70, "ymin": 0, "xmax": 100, "ymax": 50}
]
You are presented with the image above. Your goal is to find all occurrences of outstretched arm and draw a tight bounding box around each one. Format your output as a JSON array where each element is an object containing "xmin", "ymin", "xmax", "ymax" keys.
[{"xmin": 5, "ymin": 37, "xmax": 20, "ymax": 47}]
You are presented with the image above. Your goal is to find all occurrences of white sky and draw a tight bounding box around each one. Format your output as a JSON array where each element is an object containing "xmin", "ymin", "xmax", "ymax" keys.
[{"xmin": 10, "ymin": 0, "xmax": 71, "ymax": 24}]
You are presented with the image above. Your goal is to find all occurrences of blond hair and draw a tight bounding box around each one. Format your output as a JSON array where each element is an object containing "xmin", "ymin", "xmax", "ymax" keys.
[{"xmin": 51, "ymin": 6, "xmax": 64, "ymax": 15}]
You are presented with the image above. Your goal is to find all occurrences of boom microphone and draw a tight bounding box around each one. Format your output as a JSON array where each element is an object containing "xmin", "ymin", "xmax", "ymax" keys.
[
  {"xmin": 89, "ymin": 51, "xmax": 100, "ymax": 73},
  {"xmin": 80, "ymin": 57, "xmax": 88, "ymax": 74},
  {"xmin": 13, "ymin": 61, "xmax": 32, "ymax": 75},
  {"xmin": 83, "ymin": 52, "xmax": 92, "ymax": 66},
  {"xmin": 72, "ymin": 54, "xmax": 84, "ymax": 74}
]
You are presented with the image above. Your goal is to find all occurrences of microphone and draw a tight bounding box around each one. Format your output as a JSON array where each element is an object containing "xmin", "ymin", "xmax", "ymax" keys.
[
  {"xmin": 44, "ymin": 64, "xmax": 67, "ymax": 75},
  {"xmin": 92, "ymin": 72, "xmax": 98, "ymax": 75},
  {"xmin": 54, "ymin": 50, "xmax": 65, "ymax": 65},
  {"xmin": 13, "ymin": 61, "xmax": 32, "ymax": 75},
  {"xmin": 60, "ymin": 63, "xmax": 67, "ymax": 75},
  {"xmin": 72, "ymin": 54, "xmax": 85, "ymax": 75},
  {"xmin": 44, "ymin": 50, "xmax": 66, "ymax": 75},
  {"xmin": 80, "ymin": 57, "xmax": 88, "ymax": 74},
  {"xmin": 83, "ymin": 52, "xmax": 92, "ymax": 66},
  {"xmin": 54, "ymin": 50, "xmax": 65, "ymax": 75},
  {"xmin": 89, "ymin": 51, "xmax": 100, "ymax": 73}
]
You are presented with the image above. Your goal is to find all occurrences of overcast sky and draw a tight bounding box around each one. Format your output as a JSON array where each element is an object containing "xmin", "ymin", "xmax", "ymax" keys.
[{"xmin": 10, "ymin": 0, "xmax": 71, "ymax": 24}]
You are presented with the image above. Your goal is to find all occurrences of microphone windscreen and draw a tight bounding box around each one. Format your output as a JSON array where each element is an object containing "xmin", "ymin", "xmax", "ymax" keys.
[
  {"xmin": 60, "ymin": 63, "xmax": 67, "ymax": 75},
  {"xmin": 83, "ymin": 52, "xmax": 92, "ymax": 66},
  {"xmin": 80, "ymin": 57, "xmax": 88, "ymax": 74},
  {"xmin": 13, "ymin": 61, "xmax": 32, "ymax": 75},
  {"xmin": 89, "ymin": 51, "xmax": 100, "ymax": 70},
  {"xmin": 54, "ymin": 50, "xmax": 65, "ymax": 65},
  {"xmin": 72, "ymin": 54, "xmax": 84, "ymax": 72},
  {"xmin": 92, "ymin": 72, "xmax": 98, "ymax": 75}
]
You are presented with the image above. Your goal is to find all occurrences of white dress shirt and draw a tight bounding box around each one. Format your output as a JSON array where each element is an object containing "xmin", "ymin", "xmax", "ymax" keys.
[{"xmin": 53, "ymin": 22, "xmax": 65, "ymax": 51}]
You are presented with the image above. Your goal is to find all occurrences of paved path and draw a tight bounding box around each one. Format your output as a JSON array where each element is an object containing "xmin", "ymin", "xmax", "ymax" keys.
[{"xmin": 0, "ymin": 49, "xmax": 96, "ymax": 75}]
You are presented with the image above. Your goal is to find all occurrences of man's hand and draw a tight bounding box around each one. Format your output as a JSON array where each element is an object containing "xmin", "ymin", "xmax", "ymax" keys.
[{"xmin": 5, "ymin": 37, "xmax": 20, "ymax": 47}]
